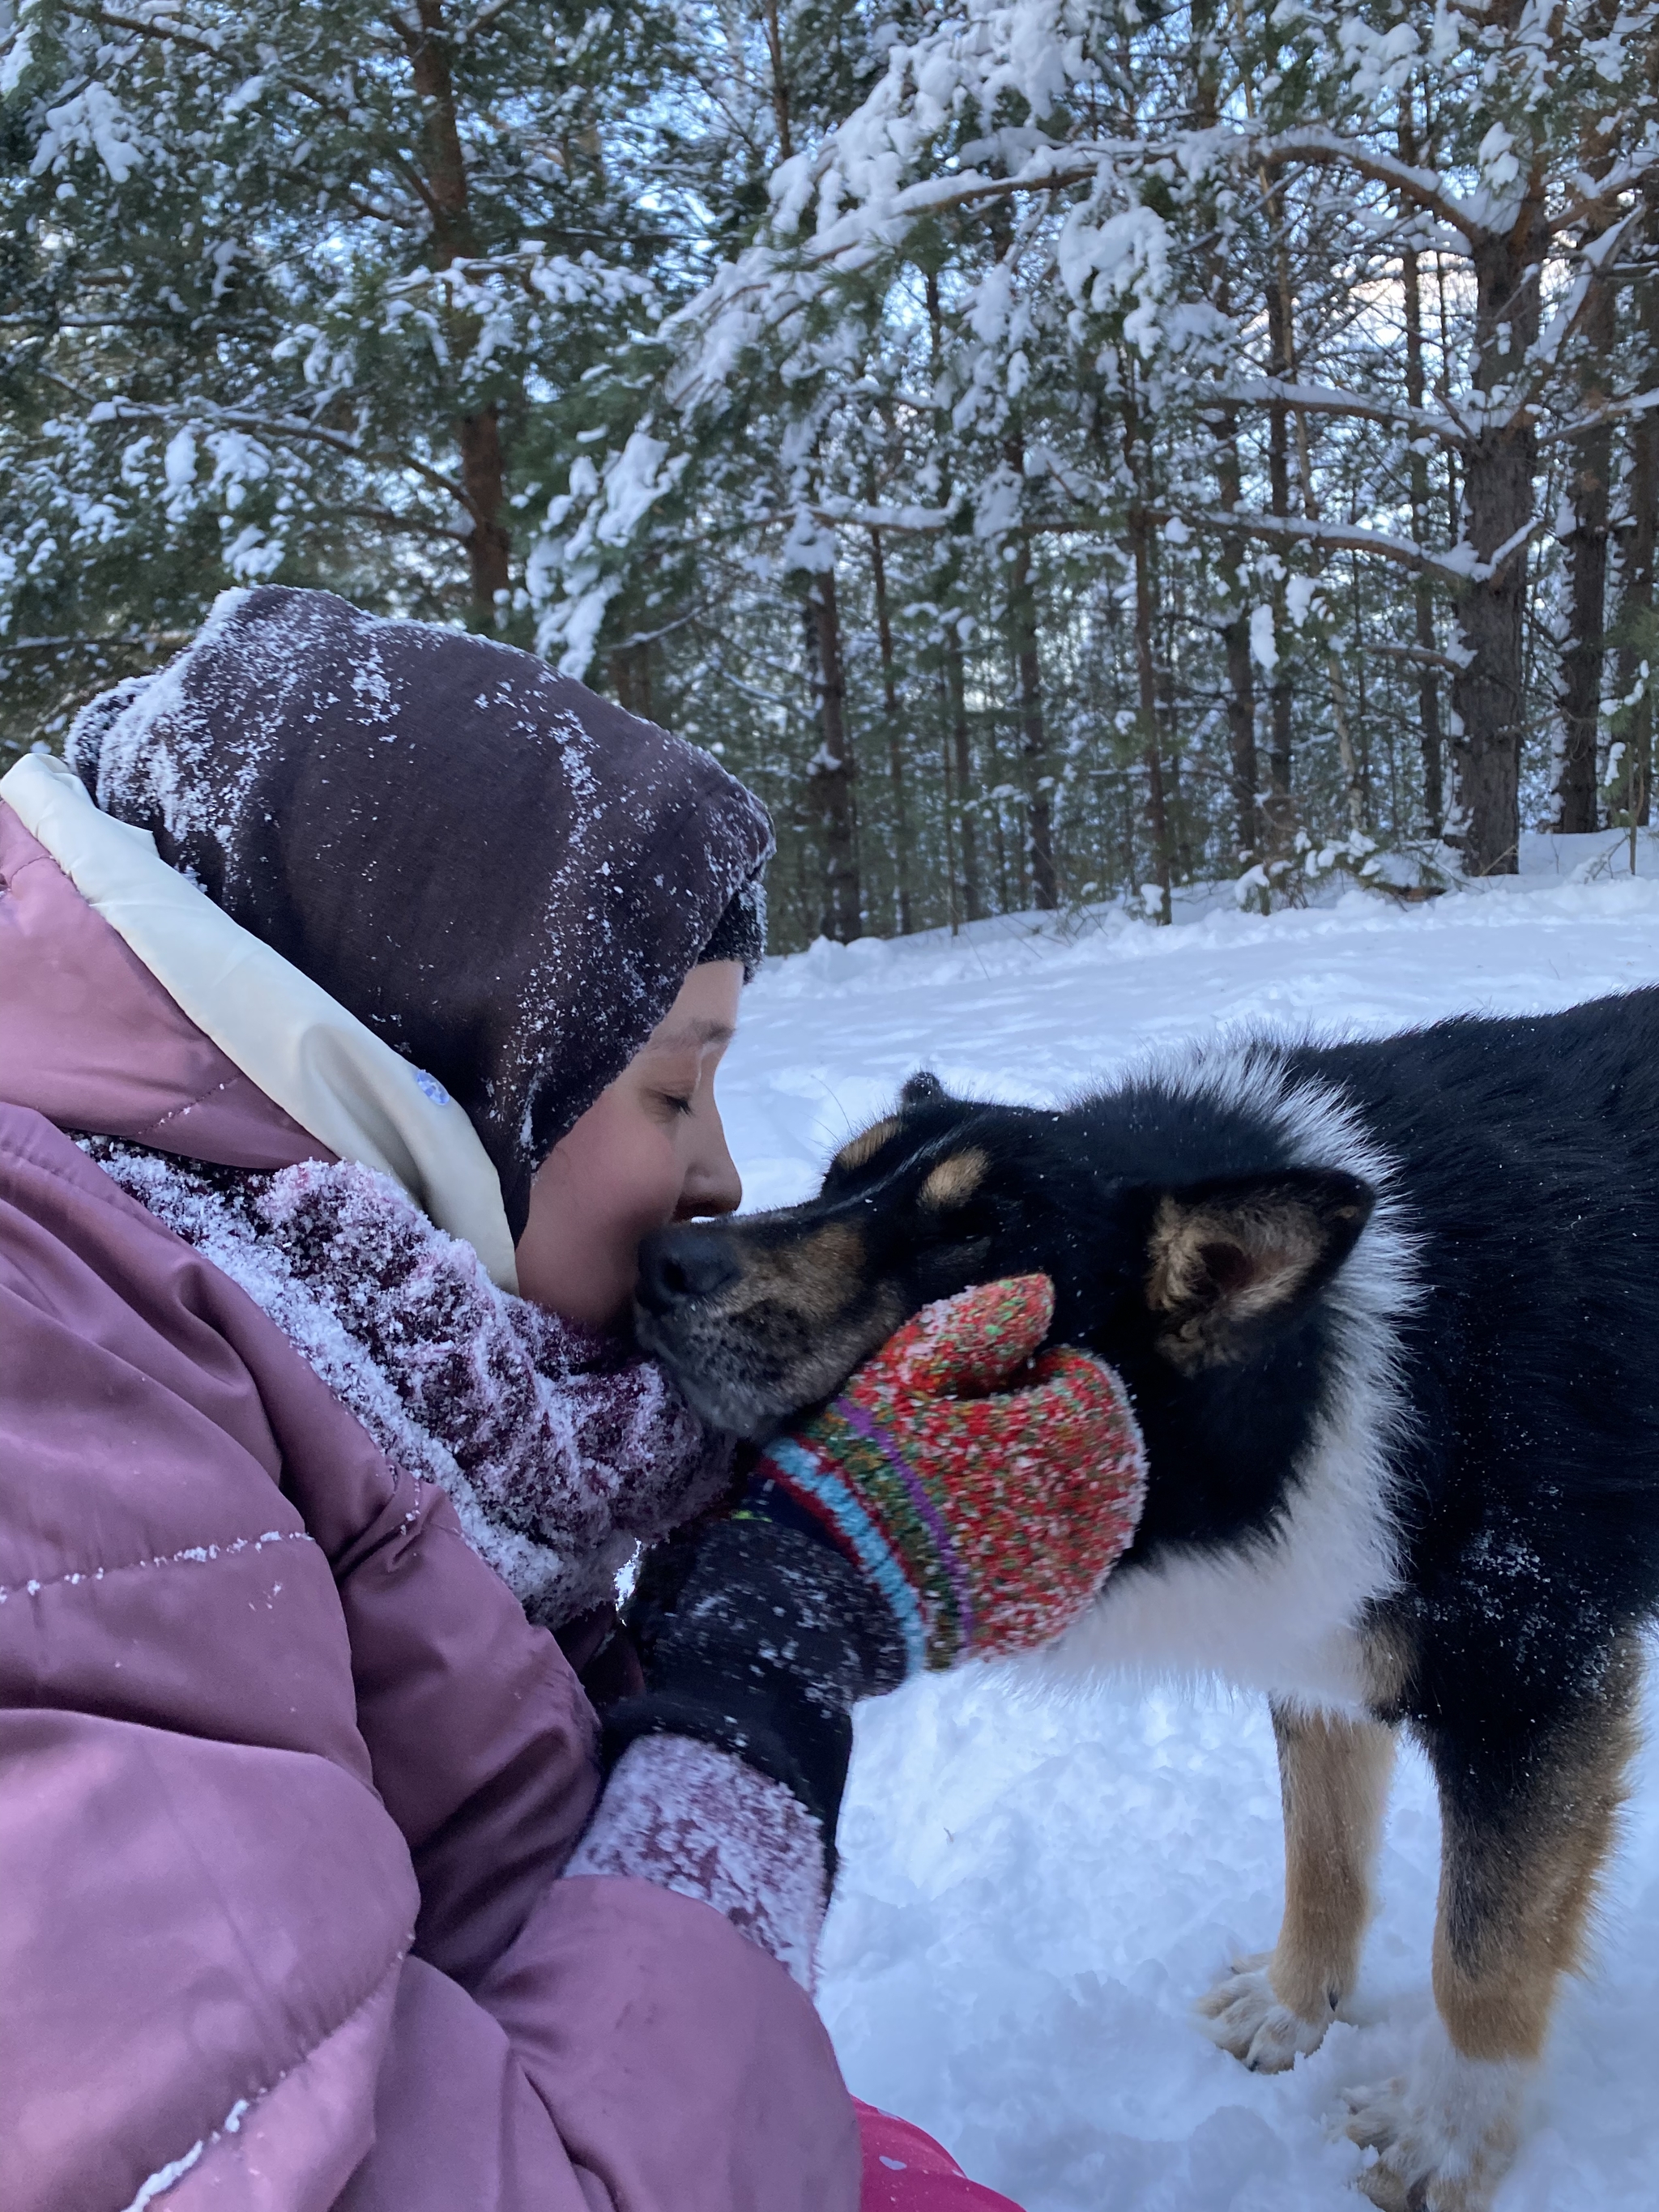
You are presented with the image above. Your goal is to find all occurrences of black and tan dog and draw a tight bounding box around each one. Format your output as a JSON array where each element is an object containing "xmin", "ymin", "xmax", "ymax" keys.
[{"xmin": 636, "ymin": 992, "xmax": 1659, "ymax": 2212}]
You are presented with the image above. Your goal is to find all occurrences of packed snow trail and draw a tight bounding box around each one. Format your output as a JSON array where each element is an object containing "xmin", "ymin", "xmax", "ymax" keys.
[{"xmin": 719, "ymin": 846, "xmax": 1659, "ymax": 2212}]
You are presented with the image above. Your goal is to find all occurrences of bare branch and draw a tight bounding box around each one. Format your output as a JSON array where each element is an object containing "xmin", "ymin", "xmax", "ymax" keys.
[
  {"xmin": 341, "ymin": 504, "xmax": 469, "ymax": 541},
  {"xmin": 74, "ymin": 5, "xmax": 228, "ymax": 62},
  {"xmin": 1372, "ymin": 640, "xmax": 1464, "ymax": 676},
  {"xmin": 1161, "ymin": 505, "xmax": 1483, "ymax": 586},
  {"xmin": 1217, "ymin": 377, "xmax": 1469, "ymax": 449},
  {"xmin": 708, "ymin": 494, "xmax": 1490, "ymax": 590},
  {"xmin": 1542, "ymin": 385, "xmax": 1659, "ymax": 443},
  {"xmin": 1549, "ymin": 150, "xmax": 1659, "ymax": 237},
  {"xmin": 1253, "ymin": 127, "xmax": 1484, "ymax": 241}
]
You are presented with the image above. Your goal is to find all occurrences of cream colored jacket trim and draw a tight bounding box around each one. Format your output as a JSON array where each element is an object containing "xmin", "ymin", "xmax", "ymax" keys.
[{"xmin": 2, "ymin": 752, "xmax": 518, "ymax": 1291}]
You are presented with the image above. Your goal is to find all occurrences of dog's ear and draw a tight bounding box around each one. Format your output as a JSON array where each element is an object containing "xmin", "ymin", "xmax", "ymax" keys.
[
  {"xmin": 1144, "ymin": 1168, "xmax": 1374, "ymax": 1372},
  {"xmin": 900, "ymin": 1070, "xmax": 949, "ymax": 1109}
]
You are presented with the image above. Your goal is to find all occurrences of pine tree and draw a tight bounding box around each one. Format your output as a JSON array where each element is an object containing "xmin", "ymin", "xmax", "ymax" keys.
[
  {"xmin": 11, "ymin": 0, "xmax": 1659, "ymax": 930},
  {"xmin": 1, "ymin": 0, "xmax": 676, "ymax": 760}
]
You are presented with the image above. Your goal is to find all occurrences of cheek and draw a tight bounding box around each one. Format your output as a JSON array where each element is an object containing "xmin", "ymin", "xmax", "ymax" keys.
[
  {"xmin": 517, "ymin": 1093, "xmax": 692, "ymax": 1323},
  {"xmin": 608, "ymin": 1129, "xmax": 689, "ymax": 1238},
  {"xmin": 553, "ymin": 1110, "xmax": 682, "ymax": 1242}
]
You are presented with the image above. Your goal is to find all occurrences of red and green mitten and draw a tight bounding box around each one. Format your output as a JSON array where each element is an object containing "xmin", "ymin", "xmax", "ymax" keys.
[{"xmin": 752, "ymin": 1275, "xmax": 1147, "ymax": 1675}]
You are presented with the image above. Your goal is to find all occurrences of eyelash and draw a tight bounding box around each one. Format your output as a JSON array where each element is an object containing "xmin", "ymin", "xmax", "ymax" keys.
[{"xmin": 659, "ymin": 1092, "xmax": 694, "ymax": 1118}]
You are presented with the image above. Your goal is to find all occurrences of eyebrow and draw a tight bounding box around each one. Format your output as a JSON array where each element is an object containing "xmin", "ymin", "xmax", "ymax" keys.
[{"xmin": 647, "ymin": 1017, "xmax": 736, "ymax": 1052}]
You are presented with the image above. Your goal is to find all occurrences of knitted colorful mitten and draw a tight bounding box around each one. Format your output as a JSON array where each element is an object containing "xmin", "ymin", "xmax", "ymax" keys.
[
  {"xmin": 605, "ymin": 1276, "xmax": 1145, "ymax": 1873},
  {"xmin": 753, "ymin": 1273, "xmax": 1147, "ymax": 1674}
]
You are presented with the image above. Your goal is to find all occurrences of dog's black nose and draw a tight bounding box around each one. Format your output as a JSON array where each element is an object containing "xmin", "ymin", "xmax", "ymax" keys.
[{"xmin": 637, "ymin": 1224, "xmax": 742, "ymax": 1314}]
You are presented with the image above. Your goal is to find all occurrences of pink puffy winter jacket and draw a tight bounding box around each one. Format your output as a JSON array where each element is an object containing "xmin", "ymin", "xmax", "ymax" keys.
[{"xmin": 0, "ymin": 795, "xmax": 864, "ymax": 2210}]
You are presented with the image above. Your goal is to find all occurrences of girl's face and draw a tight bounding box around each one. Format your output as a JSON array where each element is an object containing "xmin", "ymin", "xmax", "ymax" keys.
[{"xmin": 514, "ymin": 961, "xmax": 744, "ymax": 1329}]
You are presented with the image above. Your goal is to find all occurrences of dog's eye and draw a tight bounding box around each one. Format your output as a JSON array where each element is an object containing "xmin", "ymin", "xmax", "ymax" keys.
[
  {"xmin": 926, "ymin": 1187, "xmax": 995, "ymax": 1238},
  {"xmin": 940, "ymin": 1188, "xmax": 1021, "ymax": 1247}
]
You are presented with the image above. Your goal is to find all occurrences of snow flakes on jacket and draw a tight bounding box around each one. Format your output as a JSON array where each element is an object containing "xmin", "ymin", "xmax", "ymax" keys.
[{"xmin": 81, "ymin": 1140, "xmax": 733, "ymax": 1628}]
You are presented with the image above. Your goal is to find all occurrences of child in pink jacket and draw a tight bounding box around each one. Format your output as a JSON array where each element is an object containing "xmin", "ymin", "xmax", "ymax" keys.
[{"xmin": 0, "ymin": 587, "xmax": 1143, "ymax": 2212}]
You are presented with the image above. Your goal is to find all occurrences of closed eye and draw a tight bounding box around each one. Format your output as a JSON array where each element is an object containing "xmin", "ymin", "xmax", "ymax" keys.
[{"xmin": 928, "ymin": 1193, "xmax": 1019, "ymax": 1265}]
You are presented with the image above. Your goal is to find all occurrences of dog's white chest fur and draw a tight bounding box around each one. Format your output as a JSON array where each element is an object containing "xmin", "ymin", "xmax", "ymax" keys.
[
  {"xmin": 1037, "ymin": 1054, "xmax": 1417, "ymax": 1711},
  {"xmin": 1046, "ymin": 1425, "xmax": 1400, "ymax": 1709}
]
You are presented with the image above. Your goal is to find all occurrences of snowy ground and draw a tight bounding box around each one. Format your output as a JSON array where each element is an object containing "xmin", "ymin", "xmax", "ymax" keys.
[{"xmin": 719, "ymin": 837, "xmax": 1659, "ymax": 2212}]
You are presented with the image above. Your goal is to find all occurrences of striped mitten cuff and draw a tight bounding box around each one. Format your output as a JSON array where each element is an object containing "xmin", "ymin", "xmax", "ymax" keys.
[{"xmin": 752, "ymin": 1274, "xmax": 1146, "ymax": 1675}]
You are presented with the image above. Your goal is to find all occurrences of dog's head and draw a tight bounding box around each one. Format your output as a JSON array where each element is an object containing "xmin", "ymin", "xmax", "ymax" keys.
[{"xmin": 635, "ymin": 1072, "xmax": 1375, "ymax": 1441}]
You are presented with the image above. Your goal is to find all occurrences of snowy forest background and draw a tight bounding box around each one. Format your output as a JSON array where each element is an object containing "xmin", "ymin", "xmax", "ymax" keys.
[{"xmin": 4, "ymin": 0, "xmax": 1658, "ymax": 951}]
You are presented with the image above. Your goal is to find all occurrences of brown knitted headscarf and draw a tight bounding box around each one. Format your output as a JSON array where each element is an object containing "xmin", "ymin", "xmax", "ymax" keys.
[{"xmin": 68, "ymin": 586, "xmax": 773, "ymax": 1238}]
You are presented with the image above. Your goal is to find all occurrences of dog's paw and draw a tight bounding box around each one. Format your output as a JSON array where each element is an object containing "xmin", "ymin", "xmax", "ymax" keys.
[
  {"xmin": 1341, "ymin": 2078, "xmax": 1418, "ymax": 2210},
  {"xmin": 1337, "ymin": 2032, "xmax": 1525, "ymax": 2212},
  {"xmin": 1196, "ymin": 1954, "xmax": 1333, "ymax": 2073}
]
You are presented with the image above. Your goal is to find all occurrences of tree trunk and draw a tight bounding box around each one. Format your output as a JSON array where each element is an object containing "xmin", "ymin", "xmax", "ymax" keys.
[
  {"xmin": 608, "ymin": 639, "xmax": 651, "ymax": 718},
  {"xmin": 1119, "ymin": 364, "xmax": 1171, "ymax": 920},
  {"xmin": 1613, "ymin": 174, "xmax": 1659, "ymax": 831},
  {"xmin": 1450, "ymin": 194, "xmax": 1547, "ymax": 875},
  {"xmin": 409, "ymin": 1, "xmax": 471, "ymax": 262},
  {"xmin": 1327, "ymin": 648, "xmax": 1365, "ymax": 831},
  {"xmin": 1401, "ymin": 184, "xmax": 1446, "ymax": 833},
  {"xmin": 1555, "ymin": 128, "xmax": 1618, "ymax": 833},
  {"xmin": 804, "ymin": 569, "xmax": 859, "ymax": 942},
  {"xmin": 1263, "ymin": 241, "xmax": 1297, "ymax": 850},
  {"xmin": 1614, "ymin": 422, "xmax": 1657, "ymax": 828},
  {"xmin": 928, "ymin": 279, "xmax": 976, "ymax": 922},
  {"xmin": 402, "ymin": 1, "xmax": 510, "ymax": 627},
  {"xmin": 869, "ymin": 528, "xmax": 913, "ymax": 933},
  {"xmin": 459, "ymin": 404, "xmax": 511, "ymax": 612},
  {"xmin": 1557, "ymin": 365, "xmax": 1614, "ymax": 834},
  {"xmin": 1195, "ymin": 30, "xmax": 1258, "ymax": 865},
  {"xmin": 1007, "ymin": 507, "xmax": 1058, "ymax": 910},
  {"xmin": 1158, "ymin": 609, "xmax": 1192, "ymax": 879},
  {"xmin": 945, "ymin": 624, "xmax": 983, "ymax": 920},
  {"xmin": 759, "ymin": 1, "xmax": 794, "ymax": 161},
  {"xmin": 1130, "ymin": 503, "xmax": 1173, "ymax": 923},
  {"xmin": 1217, "ymin": 407, "xmax": 1260, "ymax": 863}
]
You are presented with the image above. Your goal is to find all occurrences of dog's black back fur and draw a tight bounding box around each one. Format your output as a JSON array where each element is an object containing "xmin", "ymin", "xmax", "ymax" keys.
[{"xmin": 1299, "ymin": 996, "xmax": 1659, "ymax": 1753}]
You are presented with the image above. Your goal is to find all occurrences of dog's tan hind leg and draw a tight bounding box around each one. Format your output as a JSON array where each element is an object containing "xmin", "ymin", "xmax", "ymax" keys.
[
  {"xmin": 1346, "ymin": 1638, "xmax": 1642, "ymax": 2212},
  {"xmin": 1198, "ymin": 1702, "xmax": 1396, "ymax": 2071}
]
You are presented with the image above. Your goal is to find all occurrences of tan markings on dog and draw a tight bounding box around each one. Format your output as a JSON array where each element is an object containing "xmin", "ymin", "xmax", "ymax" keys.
[
  {"xmin": 1147, "ymin": 1189, "xmax": 1358, "ymax": 1372},
  {"xmin": 710, "ymin": 1219, "xmax": 870, "ymax": 1328},
  {"xmin": 1358, "ymin": 1613, "xmax": 1417, "ymax": 1715},
  {"xmin": 788, "ymin": 1221, "xmax": 869, "ymax": 1324},
  {"xmin": 1431, "ymin": 1634, "xmax": 1642, "ymax": 2065},
  {"xmin": 919, "ymin": 1149, "xmax": 988, "ymax": 1209},
  {"xmin": 655, "ymin": 1211, "xmax": 905, "ymax": 1433},
  {"xmin": 834, "ymin": 1118, "xmax": 900, "ymax": 1173},
  {"xmin": 1266, "ymin": 1704, "xmax": 1397, "ymax": 2029}
]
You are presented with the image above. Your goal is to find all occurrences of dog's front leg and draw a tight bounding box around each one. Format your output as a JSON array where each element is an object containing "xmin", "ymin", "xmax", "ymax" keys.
[
  {"xmin": 1199, "ymin": 1701, "xmax": 1396, "ymax": 2070},
  {"xmin": 1344, "ymin": 1638, "xmax": 1640, "ymax": 2212}
]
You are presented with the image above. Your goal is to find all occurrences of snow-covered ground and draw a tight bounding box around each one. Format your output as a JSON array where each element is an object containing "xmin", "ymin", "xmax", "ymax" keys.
[{"xmin": 719, "ymin": 842, "xmax": 1659, "ymax": 2212}]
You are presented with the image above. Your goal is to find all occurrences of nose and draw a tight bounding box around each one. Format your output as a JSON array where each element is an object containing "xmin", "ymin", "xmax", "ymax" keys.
[{"xmin": 636, "ymin": 1223, "xmax": 743, "ymax": 1315}]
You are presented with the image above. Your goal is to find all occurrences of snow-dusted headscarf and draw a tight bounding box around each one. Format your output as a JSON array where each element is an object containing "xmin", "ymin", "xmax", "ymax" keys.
[{"xmin": 67, "ymin": 586, "xmax": 773, "ymax": 1239}]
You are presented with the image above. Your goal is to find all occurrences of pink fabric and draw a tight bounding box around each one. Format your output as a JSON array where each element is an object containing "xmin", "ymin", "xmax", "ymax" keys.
[
  {"xmin": 152, "ymin": 1967, "xmax": 403, "ymax": 2210},
  {"xmin": 0, "ymin": 1106, "xmax": 857, "ymax": 2210},
  {"xmin": 0, "ymin": 799, "xmax": 330, "ymax": 1170},
  {"xmin": 0, "ymin": 829, "xmax": 1002, "ymax": 2212},
  {"xmin": 81, "ymin": 1140, "xmax": 733, "ymax": 1631},
  {"xmin": 854, "ymin": 2108, "xmax": 1023, "ymax": 2210},
  {"xmin": 565, "ymin": 1737, "xmax": 828, "ymax": 1989}
]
